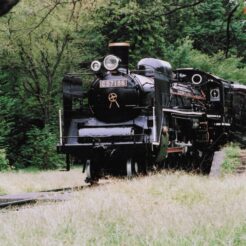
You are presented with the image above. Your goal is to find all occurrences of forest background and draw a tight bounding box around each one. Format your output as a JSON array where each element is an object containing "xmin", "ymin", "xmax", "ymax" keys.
[{"xmin": 0, "ymin": 0, "xmax": 245, "ymax": 170}]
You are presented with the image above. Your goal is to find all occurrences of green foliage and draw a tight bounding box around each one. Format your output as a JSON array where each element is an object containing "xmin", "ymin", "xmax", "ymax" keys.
[
  {"xmin": 82, "ymin": 0, "xmax": 168, "ymax": 64},
  {"xmin": 19, "ymin": 126, "xmax": 64, "ymax": 169},
  {"xmin": 20, "ymin": 166, "xmax": 41, "ymax": 173},
  {"xmin": 0, "ymin": 149, "xmax": 9, "ymax": 171},
  {"xmin": 184, "ymin": 0, "xmax": 226, "ymax": 53},
  {"xmin": 189, "ymin": 51, "xmax": 246, "ymax": 84},
  {"xmin": 0, "ymin": 0, "xmax": 84, "ymax": 125},
  {"xmin": 0, "ymin": 0, "xmax": 83, "ymax": 169},
  {"xmin": 222, "ymin": 144, "xmax": 241, "ymax": 174},
  {"xmin": 0, "ymin": 73, "xmax": 16, "ymax": 143},
  {"xmin": 166, "ymin": 38, "xmax": 246, "ymax": 84},
  {"xmin": 165, "ymin": 0, "xmax": 246, "ymax": 59},
  {"xmin": 165, "ymin": 38, "xmax": 194, "ymax": 68},
  {"xmin": 0, "ymin": 97, "xmax": 15, "ymax": 147}
]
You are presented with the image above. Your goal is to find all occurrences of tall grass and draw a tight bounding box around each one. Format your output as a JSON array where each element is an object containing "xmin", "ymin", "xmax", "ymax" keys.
[
  {"xmin": 222, "ymin": 144, "xmax": 241, "ymax": 174},
  {"xmin": 0, "ymin": 168, "xmax": 85, "ymax": 195},
  {"xmin": 0, "ymin": 172, "xmax": 246, "ymax": 245}
]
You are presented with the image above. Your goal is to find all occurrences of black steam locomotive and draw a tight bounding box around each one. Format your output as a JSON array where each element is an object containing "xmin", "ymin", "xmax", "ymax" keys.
[{"xmin": 57, "ymin": 42, "xmax": 246, "ymax": 182}]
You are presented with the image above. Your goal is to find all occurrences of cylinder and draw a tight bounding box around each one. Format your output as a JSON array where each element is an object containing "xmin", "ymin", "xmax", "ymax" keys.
[{"xmin": 108, "ymin": 42, "xmax": 130, "ymax": 70}]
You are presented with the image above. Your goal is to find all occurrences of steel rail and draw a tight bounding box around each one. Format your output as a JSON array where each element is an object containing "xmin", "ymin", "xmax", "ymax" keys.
[
  {"xmin": 0, "ymin": 199, "xmax": 36, "ymax": 209},
  {"xmin": 0, "ymin": 181, "xmax": 108, "ymax": 210}
]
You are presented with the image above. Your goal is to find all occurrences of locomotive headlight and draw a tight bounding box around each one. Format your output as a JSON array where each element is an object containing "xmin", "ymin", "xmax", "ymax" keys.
[
  {"xmin": 91, "ymin": 60, "xmax": 102, "ymax": 72},
  {"xmin": 103, "ymin": 55, "xmax": 120, "ymax": 71}
]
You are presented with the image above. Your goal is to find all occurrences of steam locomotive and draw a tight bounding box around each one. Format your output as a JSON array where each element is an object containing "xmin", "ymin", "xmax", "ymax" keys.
[{"xmin": 57, "ymin": 42, "xmax": 246, "ymax": 182}]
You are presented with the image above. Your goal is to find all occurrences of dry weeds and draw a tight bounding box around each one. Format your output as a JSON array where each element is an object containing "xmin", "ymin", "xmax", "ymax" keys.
[
  {"xmin": 0, "ymin": 168, "xmax": 84, "ymax": 194},
  {"xmin": 0, "ymin": 171, "xmax": 246, "ymax": 245}
]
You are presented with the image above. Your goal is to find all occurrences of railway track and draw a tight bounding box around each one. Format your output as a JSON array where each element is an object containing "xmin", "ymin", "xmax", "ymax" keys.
[
  {"xmin": 0, "ymin": 182, "xmax": 104, "ymax": 210},
  {"xmin": 0, "ymin": 174, "xmax": 142, "ymax": 211},
  {"xmin": 0, "ymin": 198, "xmax": 37, "ymax": 209}
]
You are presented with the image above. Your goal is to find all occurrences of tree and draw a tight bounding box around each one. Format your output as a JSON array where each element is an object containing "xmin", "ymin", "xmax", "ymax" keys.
[
  {"xmin": 0, "ymin": 0, "xmax": 86, "ymax": 167},
  {"xmin": 80, "ymin": 0, "xmax": 168, "ymax": 64},
  {"xmin": 164, "ymin": 0, "xmax": 245, "ymax": 59},
  {"xmin": 0, "ymin": 0, "xmax": 84, "ymax": 125}
]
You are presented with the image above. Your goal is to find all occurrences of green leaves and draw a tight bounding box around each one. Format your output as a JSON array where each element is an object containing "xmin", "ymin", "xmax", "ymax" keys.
[
  {"xmin": 20, "ymin": 126, "xmax": 64, "ymax": 169},
  {"xmin": 85, "ymin": 0, "xmax": 168, "ymax": 64},
  {"xmin": 0, "ymin": 149, "xmax": 9, "ymax": 171}
]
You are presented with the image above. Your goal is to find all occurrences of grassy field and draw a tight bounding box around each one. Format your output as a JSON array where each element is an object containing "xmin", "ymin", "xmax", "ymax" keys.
[
  {"xmin": 0, "ymin": 168, "xmax": 85, "ymax": 195},
  {"xmin": 0, "ymin": 169, "xmax": 246, "ymax": 246}
]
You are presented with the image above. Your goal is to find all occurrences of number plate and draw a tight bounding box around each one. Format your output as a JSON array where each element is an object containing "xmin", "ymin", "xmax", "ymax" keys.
[{"xmin": 99, "ymin": 79, "xmax": 127, "ymax": 88}]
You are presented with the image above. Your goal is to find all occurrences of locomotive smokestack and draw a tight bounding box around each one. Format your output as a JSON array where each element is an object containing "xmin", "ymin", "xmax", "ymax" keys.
[{"xmin": 108, "ymin": 42, "xmax": 130, "ymax": 71}]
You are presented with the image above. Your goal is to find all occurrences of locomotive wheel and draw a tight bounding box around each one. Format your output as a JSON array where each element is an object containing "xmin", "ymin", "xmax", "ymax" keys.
[
  {"xmin": 85, "ymin": 160, "xmax": 91, "ymax": 180},
  {"xmin": 199, "ymin": 152, "xmax": 214, "ymax": 174},
  {"xmin": 137, "ymin": 159, "xmax": 149, "ymax": 175},
  {"xmin": 126, "ymin": 158, "xmax": 139, "ymax": 178},
  {"xmin": 134, "ymin": 161, "xmax": 139, "ymax": 175},
  {"xmin": 126, "ymin": 159, "xmax": 133, "ymax": 178},
  {"xmin": 85, "ymin": 160, "xmax": 99, "ymax": 184},
  {"xmin": 66, "ymin": 154, "xmax": 71, "ymax": 171}
]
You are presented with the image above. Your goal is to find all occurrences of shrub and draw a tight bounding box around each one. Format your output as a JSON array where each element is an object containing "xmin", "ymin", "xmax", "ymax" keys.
[
  {"xmin": 0, "ymin": 149, "xmax": 9, "ymax": 171},
  {"xmin": 222, "ymin": 144, "xmax": 241, "ymax": 174},
  {"xmin": 20, "ymin": 126, "xmax": 64, "ymax": 169}
]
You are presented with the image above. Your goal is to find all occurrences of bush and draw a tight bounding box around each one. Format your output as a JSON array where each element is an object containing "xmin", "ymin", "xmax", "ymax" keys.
[
  {"xmin": 20, "ymin": 126, "xmax": 64, "ymax": 169},
  {"xmin": 0, "ymin": 149, "xmax": 9, "ymax": 171},
  {"xmin": 222, "ymin": 144, "xmax": 241, "ymax": 174}
]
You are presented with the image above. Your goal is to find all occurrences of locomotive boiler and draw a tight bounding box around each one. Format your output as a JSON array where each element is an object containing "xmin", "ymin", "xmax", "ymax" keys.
[{"xmin": 57, "ymin": 42, "xmax": 246, "ymax": 182}]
